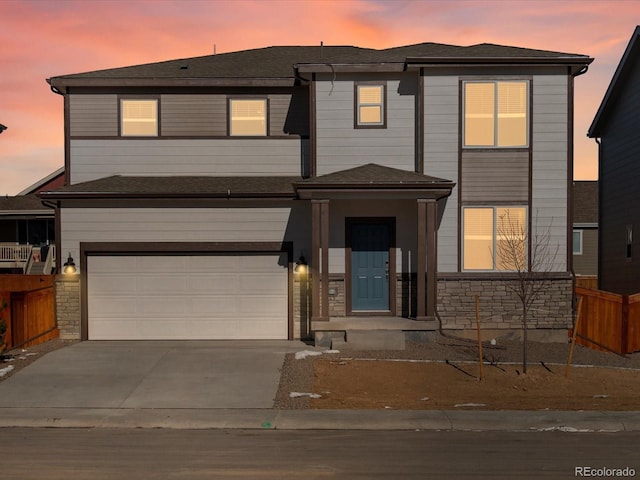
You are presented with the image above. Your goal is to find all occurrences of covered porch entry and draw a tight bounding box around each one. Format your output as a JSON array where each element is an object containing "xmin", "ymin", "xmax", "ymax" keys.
[{"xmin": 294, "ymin": 164, "xmax": 454, "ymax": 342}]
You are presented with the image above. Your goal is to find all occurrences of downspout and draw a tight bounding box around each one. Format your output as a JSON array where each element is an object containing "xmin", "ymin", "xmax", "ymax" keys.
[{"xmin": 567, "ymin": 64, "xmax": 591, "ymax": 320}]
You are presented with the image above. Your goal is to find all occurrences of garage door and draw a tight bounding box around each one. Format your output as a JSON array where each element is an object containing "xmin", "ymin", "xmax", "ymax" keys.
[{"xmin": 87, "ymin": 254, "xmax": 288, "ymax": 340}]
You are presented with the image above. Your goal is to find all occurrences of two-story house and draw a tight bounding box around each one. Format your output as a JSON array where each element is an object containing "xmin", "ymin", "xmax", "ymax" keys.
[
  {"xmin": 588, "ymin": 26, "xmax": 640, "ymax": 296},
  {"xmin": 42, "ymin": 42, "xmax": 592, "ymax": 343}
]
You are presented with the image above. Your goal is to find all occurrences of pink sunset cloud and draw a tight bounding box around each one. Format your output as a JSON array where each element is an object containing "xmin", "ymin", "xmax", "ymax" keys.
[{"xmin": 0, "ymin": 0, "xmax": 637, "ymax": 194}]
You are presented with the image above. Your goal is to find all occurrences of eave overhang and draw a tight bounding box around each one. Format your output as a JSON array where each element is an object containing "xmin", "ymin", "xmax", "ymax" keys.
[
  {"xmin": 405, "ymin": 56, "xmax": 593, "ymax": 74},
  {"xmin": 588, "ymin": 26, "xmax": 640, "ymax": 138},
  {"xmin": 47, "ymin": 76, "xmax": 296, "ymax": 93}
]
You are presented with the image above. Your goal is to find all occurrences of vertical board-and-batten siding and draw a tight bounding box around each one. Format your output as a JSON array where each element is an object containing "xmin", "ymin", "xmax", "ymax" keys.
[
  {"xmin": 60, "ymin": 205, "xmax": 310, "ymax": 271},
  {"xmin": 423, "ymin": 76, "xmax": 459, "ymax": 272},
  {"xmin": 531, "ymin": 75, "xmax": 568, "ymax": 271},
  {"xmin": 598, "ymin": 54, "xmax": 640, "ymax": 294},
  {"xmin": 315, "ymin": 73, "xmax": 417, "ymax": 175},
  {"xmin": 69, "ymin": 138, "xmax": 302, "ymax": 183}
]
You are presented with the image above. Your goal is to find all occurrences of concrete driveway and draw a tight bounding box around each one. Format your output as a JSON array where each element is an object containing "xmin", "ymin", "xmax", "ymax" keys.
[{"xmin": 0, "ymin": 340, "xmax": 313, "ymax": 409}]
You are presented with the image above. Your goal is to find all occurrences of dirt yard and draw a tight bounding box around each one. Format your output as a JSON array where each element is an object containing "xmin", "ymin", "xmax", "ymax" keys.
[
  {"xmin": 309, "ymin": 358, "xmax": 640, "ymax": 410},
  {"xmin": 274, "ymin": 336, "xmax": 640, "ymax": 411}
]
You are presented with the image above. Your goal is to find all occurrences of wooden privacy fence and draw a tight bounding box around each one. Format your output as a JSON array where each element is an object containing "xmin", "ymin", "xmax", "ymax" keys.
[
  {"xmin": 574, "ymin": 286, "xmax": 640, "ymax": 355},
  {"xmin": 0, "ymin": 275, "xmax": 58, "ymax": 350}
]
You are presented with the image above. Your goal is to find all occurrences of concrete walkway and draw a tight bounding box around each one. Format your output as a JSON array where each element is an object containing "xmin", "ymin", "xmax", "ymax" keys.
[{"xmin": 1, "ymin": 340, "xmax": 639, "ymax": 431}]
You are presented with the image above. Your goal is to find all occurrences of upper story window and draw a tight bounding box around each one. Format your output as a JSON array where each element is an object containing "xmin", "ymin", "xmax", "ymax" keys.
[
  {"xmin": 121, "ymin": 99, "xmax": 158, "ymax": 136},
  {"xmin": 463, "ymin": 206, "xmax": 528, "ymax": 271},
  {"xmin": 230, "ymin": 99, "xmax": 267, "ymax": 136},
  {"xmin": 355, "ymin": 83, "xmax": 386, "ymax": 128},
  {"xmin": 463, "ymin": 80, "xmax": 528, "ymax": 148}
]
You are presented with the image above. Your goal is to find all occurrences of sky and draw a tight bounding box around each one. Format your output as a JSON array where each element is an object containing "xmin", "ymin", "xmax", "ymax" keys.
[{"xmin": 0, "ymin": 0, "xmax": 638, "ymax": 196}]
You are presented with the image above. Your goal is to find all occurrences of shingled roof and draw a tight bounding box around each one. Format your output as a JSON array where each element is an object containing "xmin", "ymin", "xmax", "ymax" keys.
[
  {"xmin": 48, "ymin": 42, "xmax": 592, "ymax": 90},
  {"xmin": 297, "ymin": 163, "xmax": 452, "ymax": 187},
  {"xmin": 38, "ymin": 175, "xmax": 300, "ymax": 200}
]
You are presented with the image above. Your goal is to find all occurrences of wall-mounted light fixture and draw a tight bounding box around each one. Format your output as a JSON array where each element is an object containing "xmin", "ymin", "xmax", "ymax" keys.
[
  {"xmin": 63, "ymin": 253, "xmax": 76, "ymax": 274},
  {"xmin": 294, "ymin": 255, "xmax": 307, "ymax": 274}
]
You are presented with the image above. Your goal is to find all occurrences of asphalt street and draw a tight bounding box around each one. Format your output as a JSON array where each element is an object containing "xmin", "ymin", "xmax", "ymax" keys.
[{"xmin": 2, "ymin": 428, "xmax": 638, "ymax": 479}]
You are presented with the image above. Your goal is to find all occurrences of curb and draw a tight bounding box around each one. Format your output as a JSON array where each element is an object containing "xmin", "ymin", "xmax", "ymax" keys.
[{"xmin": 1, "ymin": 408, "xmax": 639, "ymax": 431}]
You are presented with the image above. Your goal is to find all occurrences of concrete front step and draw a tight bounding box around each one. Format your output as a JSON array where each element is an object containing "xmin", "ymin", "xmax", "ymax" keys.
[{"xmin": 331, "ymin": 330, "xmax": 406, "ymax": 351}]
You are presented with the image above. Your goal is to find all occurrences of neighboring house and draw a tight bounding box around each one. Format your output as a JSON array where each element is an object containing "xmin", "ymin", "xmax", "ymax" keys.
[
  {"xmin": 0, "ymin": 167, "xmax": 64, "ymax": 274},
  {"xmin": 572, "ymin": 180, "xmax": 598, "ymax": 277},
  {"xmin": 42, "ymin": 42, "xmax": 592, "ymax": 342},
  {"xmin": 588, "ymin": 26, "xmax": 640, "ymax": 295}
]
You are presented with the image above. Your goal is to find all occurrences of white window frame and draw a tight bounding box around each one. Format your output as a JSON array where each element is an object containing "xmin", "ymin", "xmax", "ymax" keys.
[
  {"xmin": 463, "ymin": 80, "xmax": 529, "ymax": 148},
  {"xmin": 120, "ymin": 99, "xmax": 158, "ymax": 137},
  {"xmin": 573, "ymin": 230, "xmax": 583, "ymax": 255},
  {"xmin": 462, "ymin": 205, "xmax": 528, "ymax": 272},
  {"xmin": 229, "ymin": 98, "xmax": 267, "ymax": 136}
]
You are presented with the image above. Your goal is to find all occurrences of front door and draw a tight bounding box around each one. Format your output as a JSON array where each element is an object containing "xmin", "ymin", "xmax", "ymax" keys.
[{"xmin": 350, "ymin": 221, "xmax": 391, "ymax": 311}]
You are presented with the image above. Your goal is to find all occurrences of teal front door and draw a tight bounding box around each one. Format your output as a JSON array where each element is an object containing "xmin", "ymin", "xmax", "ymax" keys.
[{"xmin": 350, "ymin": 222, "xmax": 391, "ymax": 311}]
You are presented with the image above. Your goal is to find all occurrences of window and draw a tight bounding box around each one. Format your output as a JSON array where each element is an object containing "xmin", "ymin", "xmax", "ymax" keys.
[
  {"xmin": 121, "ymin": 99, "xmax": 158, "ymax": 136},
  {"xmin": 464, "ymin": 81, "xmax": 528, "ymax": 147},
  {"xmin": 573, "ymin": 230, "xmax": 583, "ymax": 255},
  {"xmin": 230, "ymin": 99, "xmax": 267, "ymax": 136},
  {"xmin": 463, "ymin": 206, "xmax": 527, "ymax": 271},
  {"xmin": 626, "ymin": 225, "xmax": 633, "ymax": 260},
  {"xmin": 355, "ymin": 84, "xmax": 385, "ymax": 128}
]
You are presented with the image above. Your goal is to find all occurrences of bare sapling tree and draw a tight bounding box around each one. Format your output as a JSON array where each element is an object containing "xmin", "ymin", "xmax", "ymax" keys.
[{"xmin": 495, "ymin": 209, "xmax": 559, "ymax": 374}]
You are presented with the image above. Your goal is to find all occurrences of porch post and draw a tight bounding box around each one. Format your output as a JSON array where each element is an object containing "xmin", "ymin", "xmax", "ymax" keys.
[
  {"xmin": 311, "ymin": 199, "xmax": 330, "ymax": 321},
  {"xmin": 416, "ymin": 199, "xmax": 427, "ymax": 320},
  {"xmin": 426, "ymin": 199, "xmax": 438, "ymax": 318},
  {"xmin": 311, "ymin": 200, "xmax": 321, "ymax": 321},
  {"xmin": 320, "ymin": 200, "xmax": 330, "ymax": 320}
]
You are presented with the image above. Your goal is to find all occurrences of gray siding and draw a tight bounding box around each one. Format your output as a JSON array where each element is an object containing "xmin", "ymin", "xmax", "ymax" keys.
[
  {"xmin": 327, "ymin": 199, "xmax": 417, "ymax": 274},
  {"xmin": 68, "ymin": 92, "xmax": 304, "ymax": 138},
  {"xmin": 461, "ymin": 150, "xmax": 529, "ymax": 202},
  {"xmin": 69, "ymin": 139, "xmax": 303, "ymax": 183},
  {"xmin": 424, "ymin": 76, "xmax": 459, "ymax": 272},
  {"xmin": 599, "ymin": 54, "xmax": 640, "ymax": 294},
  {"xmin": 161, "ymin": 95, "xmax": 226, "ymax": 136},
  {"xmin": 531, "ymin": 75, "xmax": 569, "ymax": 272},
  {"xmin": 315, "ymin": 73, "xmax": 417, "ymax": 175},
  {"xmin": 69, "ymin": 95, "xmax": 118, "ymax": 136},
  {"xmin": 60, "ymin": 204, "xmax": 310, "ymax": 272}
]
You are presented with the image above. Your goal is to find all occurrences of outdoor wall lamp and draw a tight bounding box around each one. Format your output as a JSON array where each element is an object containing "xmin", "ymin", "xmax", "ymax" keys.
[
  {"xmin": 294, "ymin": 255, "xmax": 307, "ymax": 274},
  {"xmin": 63, "ymin": 253, "xmax": 77, "ymax": 274}
]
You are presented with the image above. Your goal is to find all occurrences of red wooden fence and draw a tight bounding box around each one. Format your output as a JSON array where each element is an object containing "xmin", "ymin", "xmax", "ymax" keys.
[
  {"xmin": 575, "ymin": 286, "xmax": 640, "ymax": 355},
  {"xmin": 0, "ymin": 275, "xmax": 58, "ymax": 349}
]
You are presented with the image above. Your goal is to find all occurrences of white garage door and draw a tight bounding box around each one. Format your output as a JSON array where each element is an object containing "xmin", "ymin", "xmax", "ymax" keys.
[{"xmin": 87, "ymin": 254, "xmax": 288, "ymax": 340}]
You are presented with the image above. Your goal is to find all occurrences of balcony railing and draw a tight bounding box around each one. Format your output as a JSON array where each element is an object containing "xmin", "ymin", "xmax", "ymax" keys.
[{"xmin": 0, "ymin": 244, "xmax": 56, "ymax": 273}]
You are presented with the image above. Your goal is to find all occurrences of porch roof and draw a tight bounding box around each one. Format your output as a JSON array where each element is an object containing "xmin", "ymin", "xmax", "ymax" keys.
[
  {"xmin": 38, "ymin": 175, "xmax": 301, "ymax": 200},
  {"xmin": 0, "ymin": 194, "xmax": 53, "ymax": 216},
  {"xmin": 294, "ymin": 163, "xmax": 454, "ymax": 199}
]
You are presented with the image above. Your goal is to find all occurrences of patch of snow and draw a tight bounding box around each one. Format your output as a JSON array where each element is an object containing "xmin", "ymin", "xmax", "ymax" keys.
[
  {"xmin": 420, "ymin": 397, "xmax": 430, "ymax": 401},
  {"xmin": 295, "ymin": 350, "xmax": 323, "ymax": 360},
  {"xmin": 289, "ymin": 392, "xmax": 322, "ymax": 399},
  {"xmin": 323, "ymin": 350, "xmax": 340, "ymax": 355},
  {"xmin": 454, "ymin": 403, "xmax": 487, "ymax": 408},
  {"xmin": 535, "ymin": 426, "xmax": 591, "ymax": 433},
  {"xmin": 490, "ymin": 338, "xmax": 497, "ymax": 346},
  {"xmin": 593, "ymin": 394, "xmax": 609, "ymax": 398},
  {"xmin": 0, "ymin": 365, "xmax": 15, "ymax": 377}
]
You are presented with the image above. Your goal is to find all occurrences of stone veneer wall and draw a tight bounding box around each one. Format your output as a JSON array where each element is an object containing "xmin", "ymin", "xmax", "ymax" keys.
[
  {"xmin": 55, "ymin": 275, "xmax": 81, "ymax": 340},
  {"xmin": 437, "ymin": 276, "xmax": 573, "ymax": 331}
]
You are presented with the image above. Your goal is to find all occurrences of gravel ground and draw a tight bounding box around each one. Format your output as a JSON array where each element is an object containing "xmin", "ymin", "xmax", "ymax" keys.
[{"xmin": 273, "ymin": 334, "xmax": 640, "ymax": 409}]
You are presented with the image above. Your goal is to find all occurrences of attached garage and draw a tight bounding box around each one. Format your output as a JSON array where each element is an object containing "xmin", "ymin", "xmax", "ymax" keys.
[{"xmin": 83, "ymin": 244, "xmax": 292, "ymax": 340}]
